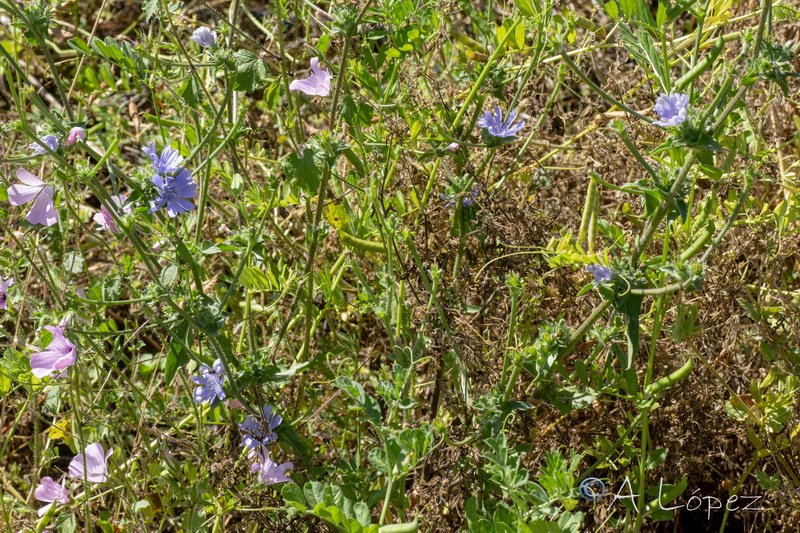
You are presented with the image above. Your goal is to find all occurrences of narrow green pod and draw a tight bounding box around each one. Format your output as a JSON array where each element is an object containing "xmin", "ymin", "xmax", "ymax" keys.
[
  {"xmin": 379, "ymin": 518, "xmax": 419, "ymax": 533},
  {"xmin": 578, "ymin": 174, "xmax": 599, "ymax": 251},
  {"xmin": 680, "ymin": 220, "xmax": 715, "ymax": 261},
  {"xmin": 646, "ymin": 357, "xmax": 694, "ymax": 397},
  {"xmin": 339, "ymin": 230, "xmax": 387, "ymax": 254}
]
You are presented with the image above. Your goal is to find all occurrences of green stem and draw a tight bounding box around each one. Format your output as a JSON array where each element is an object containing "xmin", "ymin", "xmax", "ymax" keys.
[
  {"xmin": 450, "ymin": 19, "xmax": 521, "ymax": 132},
  {"xmin": 329, "ymin": 0, "xmax": 375, "ymax": 131},
  {"xmin": 300, "ymin": 162, "xmax": 331, "ymax": 361}
]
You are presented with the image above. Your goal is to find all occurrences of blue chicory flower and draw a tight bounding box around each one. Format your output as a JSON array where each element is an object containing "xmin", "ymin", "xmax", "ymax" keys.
[
  {"xmin": 192, "ymin": 358, "xmax": 226, "ymax": 405},
  {"xmin": 477, "ymin": 106, "xmax": 525, "ymax": 138},
  {"xmin": 190, "ymin": 27, "xmax": 217, "ymax": 48},
  {"xmin": 142, "ymin": 142, "xmax": 185, "ymax": 174},
  {"xmin": 442, "ymin": 186, "xmax": 479, "ymax": 208},
  {"xmin": 240, "ymin": 404, "xmax": 283, "ymax": 450},
  {"xmin": 586, "ymin": 264, "xmax": 616, "ymax": 285},
  {"xmin": 30, "ymin": 135, "xmax": 59, "ymax": 155},
  {"xmin": 653, "ymin": 93, "xmax": 689, "ymax": 127},
  {"xmin": 149, "ymin": 170, "xmax": 197, "ymax": 217}
]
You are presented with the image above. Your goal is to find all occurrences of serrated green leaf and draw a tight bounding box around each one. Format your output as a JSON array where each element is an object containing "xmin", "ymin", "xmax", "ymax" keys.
[
  {"xmin": 63, "ymin": 251, "xmax": 85, "ymax": 274},
  {"xmin": 181, "ymin": 76, "xmax": 202, "ymax": 108},
  {"xmin": 142, "ymin": 0, "xmax": 159, "ymax": 20},
  {"xmin": 160, "ymin": 264, "xmax": 178, "ymax": 287},
  {"xmin": 234, "ymin": 50, "xmax": 269, "ymax": 93},
  {"xmin": 283, "ymin": 149, "xmax": 321, "ymax": 194}
]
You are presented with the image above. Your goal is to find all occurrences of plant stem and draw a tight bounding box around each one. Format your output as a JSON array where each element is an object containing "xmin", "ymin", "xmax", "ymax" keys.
[{"xmin": 300, "ymin": 162, "xmax": 331, "ymax": 361}]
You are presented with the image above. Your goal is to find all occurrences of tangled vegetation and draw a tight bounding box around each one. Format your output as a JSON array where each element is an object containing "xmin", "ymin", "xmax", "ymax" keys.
[{"xmin": 1, "ymin": 0, "xmax": 800, "ymax": 531}]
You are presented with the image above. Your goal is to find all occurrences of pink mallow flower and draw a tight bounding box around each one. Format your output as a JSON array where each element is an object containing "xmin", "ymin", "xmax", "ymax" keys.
[
  {"xmin": 8, "ymin": 168, "xmax": 59, "ymax": 227},
  {"xmin": 0, "ymin": 275, "xmax": 12, "ymax": 310},
  {"xmin": 66, "ymin": 127, "xmax": 86, "ymax": 147},
  {"xmin": 92, "ymin": 195, "xmax": 130, "ymax": 233},
  {"xmin": 249, "ymin": 445, "xmax": 293, "ymax": 485},
  {"xmin": 33, "ymin": 476, "xmax": 70, "ymax": 517},
  {"xmin": 289, "ymin": 57, "xmax": 332, "ymax": 97},
  {"xmin": 30, "ymin": 320, "xmax": 76, "ymax": 379},
  {"xmin": 69, "ymin": 443, "xmax": 112, "ymax": 483}
]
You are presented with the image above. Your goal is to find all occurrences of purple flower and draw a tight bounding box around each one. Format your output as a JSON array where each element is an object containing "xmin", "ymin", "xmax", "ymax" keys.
[
  {"xmin": 69, "ymin": 443, "xmax": 112, "ymax": 483},
  {"xmin": 33, "ymin": 476, "xmax": 70, "ymax": 517},
  {"xmin": 289, "ymin": 57, "xmax": 332, "ymax": 97},
  {"xmin": 249, "ymin": 445, "xmax": 293, "ymax": 485},
  {"xmin": 30, "ymin": 320, "xmax": 76, "ymax": 379},
  {"xmin": 149, "ymin": 170, "xmax": 197, "ymax": 217},
  {"xmin": 193, "ymin": 358, "xmax": 226, "ymax": 405},
  {"xmin": 29, "ymin": 135, "xmax": 59, "ymax": 155},
  {"xmin": 142, "ymin": 142, "xmax": 185, "ymax": 174},
  {"xmin": 586, "ymin": 264, "xmax": 616, "ymax": 285},
  {"xmin": 442, "ymin": 186, "xmax": 479, "ymax": 208},
  {"xmin": 0, "ymin": 275, "xmax": 12, "ymax": 311},
  {"xmin": 8, "ymin": 168, "xmax": 59, "ymax": 227},
  {"xmin": 446, "ymin": 142, "xmax": 460, "ymax": 151},
  {"xmin": 191, "ymin": 27, "xmax": 217, "ymax": 48},
  {"xmin": 240, "ymin": 404, "xmax": 282, "ymax": 450},
  {"xmin": 92, "ymin": 195, "xmax": 131, "ymax": 233},
  {"xmin": 66, "ymin": 127, "xmax": 86, "ymax": 147},
  {"xmin": 653, "ymin": 93, "xmax": 689, "ymax": 127},
  {"xmin": 477, "ymin": 107, "xmax": 525, "ymax": 138}
]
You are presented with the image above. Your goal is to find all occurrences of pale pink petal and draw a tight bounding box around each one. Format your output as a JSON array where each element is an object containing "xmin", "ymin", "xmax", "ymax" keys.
[
  {"xmin": 92, "ymin": 211, "xmax": 107, "ymax": 228},
  {"xmin": 310, "ymin": 57, "xmax": 323, "ymax": 76},
  {"xmin": 8, "ymin": 184, "xmax": 43, "ymax": 206},
  {"xmin": 26, "ymin": 187, "xmax": 58, "ymax": 226},
  {"xmin": 34, "ymin": 476, "xmax": 69, "ymax": 516},
  {"xmin": 15, "ymin": 168, "xmax": 45, "ymax": 187},
  {"xmin": 30, "ymin": 349, "xmax": 69, "ymax": 378},
  {"xmin": 69, "ymin": 443, "xmax": 111, "ymax": 483}
]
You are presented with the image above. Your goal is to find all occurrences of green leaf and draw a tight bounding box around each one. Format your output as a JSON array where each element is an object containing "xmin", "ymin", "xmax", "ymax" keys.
[
  {"xmin": 264, "ymin": 80, "xmax": 281, "ymax": 110},
  {"xmin": 282, "ymin": 483, "xmax": 308, "ymax": 511},
  {"xmin": 132, "ymin": 500, "xmax": 151, "ymax": 512},
  {"xmin": 620, "ymin": 0, "xmax": 637, "ymax": 17},
  {"xmin": 234, "ymin": 50, "xmax": 270, "ymax": 93},
  {"xmin": 57, "ymin": 511, "xmax": 77, "ymax": 533},
  {"xmin": 164, "ymin": 342, "xmax": 187, "ymax": 385},
  {"xmin": 516, "ymin": 0, "xmax": 537, "ymax": 16},
  {"xmin": 142, "ymin": 0, "xmax": 159, "ymax": 21},
  {"xmin": 63, "ymin": 251, "xmax": 85, "ymax": 274},
  {"xmin": 341, "ymin": 96, "xmax": 374, "ymax": 128},
  {"xmin": 656, "ymin": 1, "xmax": 667, "ymax": 26},
  {"xmin": 102, "ymin": 272, "xmax": 122, "ymax": 301},
  {"xmin": 160, "ymin": 264, "xmax": 179, "ymax": 287},
  {"xmin": 614, "ymin": 292, "xmax": 644, "ymax": 369},
  {"xmin": 67, "ymin": 37, "xmax": 92, "ymax": 56},
  {"xmin": 317, "ymin": 35, "xmax": 331, "ymax": 54},
  {"xmin": 604, "ymin": 1, "xmax": 619, "ymax": 19},
  {"xmin": 181, "ymin": 76, "xmax": 202, "ymax": 108},
  {"xmin": 283, "ymin": 149, "xmax": 321, "ymax": 194},
  {"xmin": 646, "ymin": 447, "xmax": 667, "ymax": 469}
]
